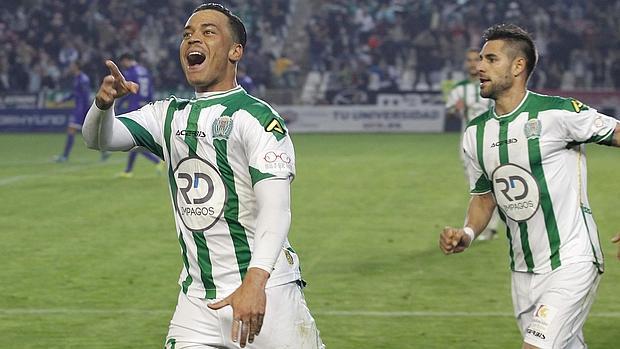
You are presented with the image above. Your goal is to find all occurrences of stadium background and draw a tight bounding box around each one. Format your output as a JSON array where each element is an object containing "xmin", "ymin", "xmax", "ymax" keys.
[{"xmin": 1, "ymin": 0, "xmax": 619, "ymax": 348}]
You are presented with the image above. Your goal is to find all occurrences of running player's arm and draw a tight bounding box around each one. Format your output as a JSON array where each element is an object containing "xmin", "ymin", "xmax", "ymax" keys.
[
  {"xmin": 611, "ymin": 122, "xmax": 620, "ymax": 147},
  {"xmin": 612, "ymin": 233, "xmax": 620, "ymax": 260},
  {"xmin": 440, "ymin": 193, "xmax": 496, "ymax": 255},
  {"xmin": 440, "ymin": 127, "xmax": 495, "ymax": 254}
]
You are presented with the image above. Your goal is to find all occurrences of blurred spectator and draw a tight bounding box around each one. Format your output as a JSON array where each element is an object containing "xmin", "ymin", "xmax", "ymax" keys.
[
  {"xmin": 0, "ymin": 0, "xmax": 293, "ymax": 95},
  {"xmin": 1, "ymin": 0, "xmax": 620, "ymax": 104},
  {"xmin": 300, "ymin": 0, "xmax": 620, "ymax": 104},
  {"xmin": 273, "ymin": 53, "xmax": 299, "ymax": 88}
]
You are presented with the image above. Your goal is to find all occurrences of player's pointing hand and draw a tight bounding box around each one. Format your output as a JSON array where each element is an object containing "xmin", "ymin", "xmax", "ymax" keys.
[
  {"xmin": 439, "ymin": 226, "xmax": 472, "ymax": 254},
  {"xmin": 95, "ymin": 60, "xmax": 140, "ymax": 110}
]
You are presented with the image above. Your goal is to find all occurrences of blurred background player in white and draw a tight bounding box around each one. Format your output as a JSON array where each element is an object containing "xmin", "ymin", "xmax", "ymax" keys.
[
  {"xmin": 54, "ymin": 61, "xmax": 108, "ymax": 162},
  {"xmin": 439, "ymin": 24, "xmax": 620, "ymax": 349},
  {"xmin": 115, "ymin": 53, "xmax": 162, "ymax": 178},
  {"xmin": 446, "ymin": 48, "xmax": 499, "ymax": 240},
  {"xmin": 81, "ymin": 3, "xmax": 323, "ymax": 348}
]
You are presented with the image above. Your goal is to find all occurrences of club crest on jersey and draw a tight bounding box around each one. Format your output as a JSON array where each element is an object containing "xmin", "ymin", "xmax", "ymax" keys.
[
  {"xmin": 524, "ymin": 119, "xmax": 541, "ymax": 139},
  {"xmin": 212, "ymin": 116, "xmax": 233, "ymax": 140}
]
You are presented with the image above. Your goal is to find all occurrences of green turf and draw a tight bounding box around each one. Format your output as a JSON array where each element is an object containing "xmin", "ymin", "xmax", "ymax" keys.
[{"xmin": 0, "ymin": 133, "xmax": 618, "ymax": 348}]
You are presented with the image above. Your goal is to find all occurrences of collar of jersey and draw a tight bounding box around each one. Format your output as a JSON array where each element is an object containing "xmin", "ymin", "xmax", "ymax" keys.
[
  {"xmin": 492, "ymin": 90, "xmax": 530, "ymax": 121},
  {"xmin": 194, "ymin": 85, "xmax": 244, "ymax": 100}
]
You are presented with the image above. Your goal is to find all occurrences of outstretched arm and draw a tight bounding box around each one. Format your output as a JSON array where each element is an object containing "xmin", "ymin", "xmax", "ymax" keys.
[
  {"xmin": 439, "ymin": 192, "xmax": 496, "ymax": 254},
  {"xmin": 82, "ymin": 60, "xmax": 139, "ymax": 151}
]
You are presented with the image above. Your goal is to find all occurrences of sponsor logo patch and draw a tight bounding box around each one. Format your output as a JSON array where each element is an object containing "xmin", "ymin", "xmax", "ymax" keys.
[
  {"xmin": 257, "ymin": 150, "xmax": 294, "ymax": 174},
  {"xmin": 525, "ymin": 304, "xmax": 558, "ymax": 342},
  {"xmin": 490, "ymin": 138, "xmax": 518, "ymax": 148},
  {"xmin": 492, "ymin": 163, "xmax": 541, "ymax": 222},
  {"xmin": 284, "ymin": 249, "xmax": 294, "ymax": 265},
  {"xmin": 176, "ymin": 129, "xmax": 206, "ymax": 138},
  {"xmin": 173, "ymin": 157, "xmax": 227, "ymax": 231},
  {"xmin": 265, "ymin": 118, "xmax": 286, "ymax": 135},
  {"xmin": 571, "ymin": 99, "xmax": 585, "ymax": 113}
]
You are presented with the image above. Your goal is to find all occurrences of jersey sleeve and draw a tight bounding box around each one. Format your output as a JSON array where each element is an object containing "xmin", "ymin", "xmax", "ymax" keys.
[
  {"xmin": 562, "ymin": 101, "xmax": 618, "ymax": 145},
  {"xmin": 115, "ymin": 100, "xmax": 168, "ymax": 160},
  {"xmin": 463, "ymin": 126, "xmax": 492, "ymax": 195},
  {"xmin": 236, "ymin": 109, "xmax": 295, "ymax": 187}
]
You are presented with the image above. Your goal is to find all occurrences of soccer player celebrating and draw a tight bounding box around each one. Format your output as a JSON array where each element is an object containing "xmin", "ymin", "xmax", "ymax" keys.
[
  {"xmin": 439, "ymin": 24, "xmax": 620, "ymax": 349},
  {"xmin": 446, "ymin": 48, "xmax": 499, "ymax": 240},
  {"xmin": 115, "ymin": 53, "xmax": 163, "ymax": 178},
  {"xmin": 82, "ymin": 3, "xmax": 324, "ymax": 348}
]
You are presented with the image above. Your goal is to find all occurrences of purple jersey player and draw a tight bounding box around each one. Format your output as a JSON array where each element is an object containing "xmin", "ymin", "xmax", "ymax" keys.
[
  {"xmin": 116, "ymin": 53, "xmax": 161, "ymax": 178},
  {"xmin": 55, "ymin": 61, "xmax": 99, "ymax": 162}
]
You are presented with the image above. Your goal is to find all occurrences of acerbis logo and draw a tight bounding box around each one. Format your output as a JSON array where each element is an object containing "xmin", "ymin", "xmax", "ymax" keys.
[
  {"xmin": 176, "ymin": 129, "xmax": 207, "ymax": 138},
  {"xmin": 526, "ymin": 328, "xmax": 546, "ymax": 340},
  {"xmin": 490, "ymin": 138, "xmax": 518, "ymax": 148},
  {"xmin": 492, "ymin": 163, "xmax": 540, "ymax": 222},
  {"xmin": 173, "ymin": 157, "xmax": 226, "ymax": 231}
]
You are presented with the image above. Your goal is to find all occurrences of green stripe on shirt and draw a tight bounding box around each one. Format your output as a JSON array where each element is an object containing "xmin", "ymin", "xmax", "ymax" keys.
[{"xmin": 527, "ymin": 112, "xmax": 561, "ymax": 270}]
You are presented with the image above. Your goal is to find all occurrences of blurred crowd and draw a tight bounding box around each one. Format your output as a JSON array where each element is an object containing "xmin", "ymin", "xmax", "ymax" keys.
[
  {"xmin": 304, "ymin": 0, "xmax": 620, "ymax": 100},
  {"xmin": 0, "ymin": 0, "xmax": 292, "ymax": 95},
  {"xmin": 1, "ymin": 0, "xmax": 620, "ymax": 102}
]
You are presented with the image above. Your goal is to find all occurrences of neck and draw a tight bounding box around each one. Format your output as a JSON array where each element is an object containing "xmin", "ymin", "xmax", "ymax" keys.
[
  {"xmin": 195, "ymin": 79, "xmax": 238, "ymax": 93},
  {"xmin": 494, "ymin": 84, "xmax": 527, "ymax": 115}
]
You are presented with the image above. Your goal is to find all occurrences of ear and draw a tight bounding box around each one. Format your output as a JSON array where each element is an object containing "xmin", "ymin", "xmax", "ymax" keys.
[
  {"xmin": 512, "ymin": 57, "xmax": 526, "ymax": 77},
  {"xmin": 229, "ymin": 43, "xmax": 243, "ymax": 63}
]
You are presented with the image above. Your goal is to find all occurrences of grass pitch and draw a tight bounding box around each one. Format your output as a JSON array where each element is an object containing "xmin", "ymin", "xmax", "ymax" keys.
[{"xmin": 0, "ymin": 133, "xmax": 618, "ymax": 348}]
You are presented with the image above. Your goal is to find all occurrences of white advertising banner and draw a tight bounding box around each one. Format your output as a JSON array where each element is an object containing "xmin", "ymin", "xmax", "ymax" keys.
[{"xmin": 278, "ymin": 105, "xmax": 445, "ymax": 133}]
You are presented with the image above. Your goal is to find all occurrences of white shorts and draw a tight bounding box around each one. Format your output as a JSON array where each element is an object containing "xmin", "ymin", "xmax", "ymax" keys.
[
  {"xmin": 165, "ymin": 281, "xmax": 325, "ymax": 349},
  {"xmin": 511, "ymin": 262, "xmax": 600, "ymax": 349}
]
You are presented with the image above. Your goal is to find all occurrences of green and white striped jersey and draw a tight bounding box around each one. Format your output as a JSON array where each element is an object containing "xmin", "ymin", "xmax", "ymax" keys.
[
  {"xmin": 446, "ymin": 79, "xmax": 493, "ymax": 125},
  {"xmin": 463, "ymin": 91, "xmax": 617, "ymax": 274},
  {"xmin": 116, "ymin": 86, "xmax": 301, "ymax": 299}
]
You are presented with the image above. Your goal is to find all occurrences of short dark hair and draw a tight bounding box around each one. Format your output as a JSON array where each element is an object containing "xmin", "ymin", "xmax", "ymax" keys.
[
  {"xmin": 193, "ymin": 3, "xmax": 247, "ymax": 47},
  {"xmin": 119, "ymin": 52, "xmax": 135, "ymax": 61},
  {"xmin": 482, "ymin": 24, "xmax": 537, "ymax": 79}
]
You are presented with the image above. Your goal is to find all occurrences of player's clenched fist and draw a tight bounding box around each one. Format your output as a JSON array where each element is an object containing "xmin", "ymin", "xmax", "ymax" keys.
[
  {"xmin": 439, "ymin": 226, "xmax": 473, "ymax": 255},
  {"xmin": 95, "ymin": 60, "xmax": 139, "ymax": 110},
  {"xmin": 612, "ymin": 233, "xmax": 620, "ymax": 260}
]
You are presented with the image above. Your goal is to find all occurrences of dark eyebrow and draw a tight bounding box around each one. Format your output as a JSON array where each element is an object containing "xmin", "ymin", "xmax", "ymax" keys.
[
  {"xmin": 184, "ymin": 23, "xmax": 219, "ymax": 31},
  {"xmin": 482, "ymin": 53, "xmax": 499, "ymax": 59}
]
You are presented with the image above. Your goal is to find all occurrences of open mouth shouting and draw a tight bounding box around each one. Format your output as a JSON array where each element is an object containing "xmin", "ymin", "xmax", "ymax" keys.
[{"xmin": 186, "ymin": 50, "xmax": 207, "ymax": 72}]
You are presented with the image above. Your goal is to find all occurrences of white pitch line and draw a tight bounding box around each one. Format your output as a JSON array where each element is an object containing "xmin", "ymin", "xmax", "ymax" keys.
[
  {"xmin": 0, "ymin": 159, "xmax": 123, "ymax": 186},
  {"xmin": 0, "ymin": 309, "xmax": 619, "ymax": 318}
]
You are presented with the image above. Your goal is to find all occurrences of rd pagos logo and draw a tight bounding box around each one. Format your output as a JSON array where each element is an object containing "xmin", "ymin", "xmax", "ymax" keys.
[
  {"xmin": 492, "ymin": 163, "xmax": 540, "ymax": 222},
  {"xmin": 173, "ymin": 157, "xmax": 226, "ymax": 231}
]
